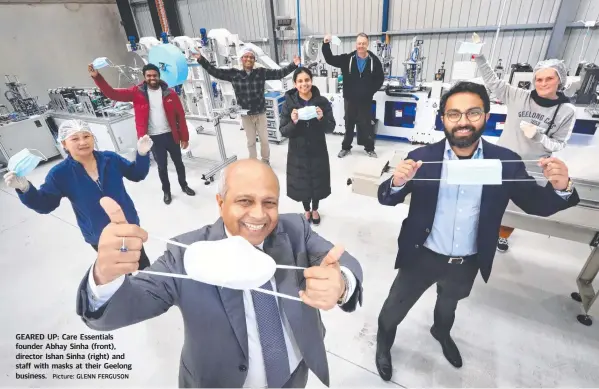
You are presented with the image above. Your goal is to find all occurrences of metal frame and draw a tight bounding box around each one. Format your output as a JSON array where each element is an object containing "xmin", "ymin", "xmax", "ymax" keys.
[
  {"xmin": 545, "ymin": 0, "xmax": 577, "ymax": 59},
  {"xmin": 264, "ymin": 0, "xmax": 279, "ymax": 63},
  {"xmin": 182, "ymin": 65, "xmax": 237, "ymax": 185}
]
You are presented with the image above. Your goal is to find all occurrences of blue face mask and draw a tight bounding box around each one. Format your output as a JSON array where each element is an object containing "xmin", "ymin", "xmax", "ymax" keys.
[
  {"xmin": 297, "ymin": 106, "xmax": 318, "ymax": 121},
  {"xmin": 8, "ymin": 149, "xmax": 47, "ymax": 177},
  {"xmin": 92, "ymin": 57, "xmax": 111, "ymax": 69}
]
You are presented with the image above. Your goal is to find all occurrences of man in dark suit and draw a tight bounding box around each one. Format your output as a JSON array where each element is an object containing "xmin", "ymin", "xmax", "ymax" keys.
[
  {"xmin": 374, "ymin": 82, "xmax": 579, "ymax": 381},
  {"xmin": 76, "ymin": 159, "xmax": 363, "ymax": 388}
]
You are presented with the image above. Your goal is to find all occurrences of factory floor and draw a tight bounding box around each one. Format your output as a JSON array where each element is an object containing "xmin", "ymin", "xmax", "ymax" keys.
[{"xmin": 1, "ymin": 122, "xmax": 599, "ymax": 388}]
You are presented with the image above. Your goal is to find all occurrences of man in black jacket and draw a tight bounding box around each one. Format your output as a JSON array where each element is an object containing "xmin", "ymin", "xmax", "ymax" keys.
[{"xmin": 322, "ymin": 33, "xmax": 385, "ymax": 158}]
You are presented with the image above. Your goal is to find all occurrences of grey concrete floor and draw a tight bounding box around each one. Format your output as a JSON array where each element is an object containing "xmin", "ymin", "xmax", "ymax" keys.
[{"xmin": 1, "ymin": 123, "xmax": 599, "ymax": 387}]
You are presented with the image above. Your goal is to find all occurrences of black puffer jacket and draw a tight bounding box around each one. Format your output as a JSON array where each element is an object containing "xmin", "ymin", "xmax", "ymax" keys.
[{"xmin": 279, "ymin": 86, "xmax": 335, "ymax": 202}]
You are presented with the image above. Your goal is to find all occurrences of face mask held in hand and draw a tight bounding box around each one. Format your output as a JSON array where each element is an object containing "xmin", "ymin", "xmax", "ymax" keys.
[
  {"xmin": 92, "ymin": 57, "xmax": 112, "ymax": 70},
  {"xmin": 445, "ymin": 159, "xmax": 503, "ymax": 185},
  {"xmin": 7, "ymin": 149, "xmax": 47, "ymax": 177},
  {"xmin": 297, "ymin": 106, "xmax": 318, "ymax": 121}
]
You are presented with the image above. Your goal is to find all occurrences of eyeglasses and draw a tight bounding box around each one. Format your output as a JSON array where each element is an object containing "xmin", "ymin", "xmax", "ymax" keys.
[{"xmin": 444, "ymin": 109, "xmax": 484, "ymax": 123}]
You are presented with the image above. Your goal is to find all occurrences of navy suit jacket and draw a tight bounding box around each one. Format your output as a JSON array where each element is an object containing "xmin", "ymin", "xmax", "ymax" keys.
[{"xmin": 378, "ymin": 139, "xmax": 580, "ymax": 282}]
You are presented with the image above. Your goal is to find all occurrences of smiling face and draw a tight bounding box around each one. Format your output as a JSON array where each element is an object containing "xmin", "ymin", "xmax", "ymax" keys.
[
  {"xmin": 241, "ymin": 52, "xmax": 256, "ymax": 71},
  {"xmin": 534, "ymin": 68, "xmax": 560, "ymax": 99},
  {"xmin": 216, "ymin": 160, "xmax": 279, "ymax": 246},
  {"xmin": 442, "ymin": 92, "xmax": 489, "ymax": 149},
  {"xmin": 294, "ymin": 70, "xmax": 312, "ymax": 95},
  {"xmin": 356, "ymin": 35, "xmax": 369, "ymax": 57},
  {"xmin": 62, "ymin": 131, "xmax": 94, "ymax": 158},
  {"xmin": 144, "ymin": 69, "xmax": 161, "ymax": 89}
]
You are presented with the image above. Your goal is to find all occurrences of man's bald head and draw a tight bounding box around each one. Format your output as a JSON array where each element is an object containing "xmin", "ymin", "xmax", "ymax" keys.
[
  {"xmin": 216, "ymin": 159, "xmax": 280, "ymax": 245},
  {"xmin": 218, "ymin": 159, "xmax": 280, "ymax": 199}
]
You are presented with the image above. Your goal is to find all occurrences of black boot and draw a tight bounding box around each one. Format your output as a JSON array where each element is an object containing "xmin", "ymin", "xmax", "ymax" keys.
[
  {"xmin": 163, "ymin": 192, "xmax": 172, "ymax": 205},
  {"xmin": 375, "ymin": 331, "xmax": 393, "ymax": 381},
  {"xmin": 430, "ymin": 326, "xmax": 462, "ymax": 368},
  {"xmin": 182, "ymin": 186, "xmax": 196, "ymax": 196}
]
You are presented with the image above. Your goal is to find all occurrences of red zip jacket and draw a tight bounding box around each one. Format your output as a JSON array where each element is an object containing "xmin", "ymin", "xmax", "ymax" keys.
[{"xmin": 92, "ymin": 74, "xmax": 189, "ymax": 143}]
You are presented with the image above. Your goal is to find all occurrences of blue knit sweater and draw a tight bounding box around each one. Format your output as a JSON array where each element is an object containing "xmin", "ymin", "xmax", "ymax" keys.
[{"xmin": 17, "ymin": 150, "xmax": 150, "ymax": 245}]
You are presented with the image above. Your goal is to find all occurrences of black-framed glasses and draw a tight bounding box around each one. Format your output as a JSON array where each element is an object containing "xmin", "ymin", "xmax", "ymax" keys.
[{"xmin": 444, "ymin": 108, "xmax": 484, "ymax": 123}]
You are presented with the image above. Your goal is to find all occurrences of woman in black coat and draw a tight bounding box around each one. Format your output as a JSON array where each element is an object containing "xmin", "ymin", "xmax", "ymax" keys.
[{"xmin": 279, "ymin": 67, "xmax": 336, "ymax": 225}]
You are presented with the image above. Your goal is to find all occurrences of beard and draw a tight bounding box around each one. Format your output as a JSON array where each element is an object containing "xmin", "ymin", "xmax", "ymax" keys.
[{"xmin": 444, "ymin": 122, "xmax": 485, "ymax": 148}]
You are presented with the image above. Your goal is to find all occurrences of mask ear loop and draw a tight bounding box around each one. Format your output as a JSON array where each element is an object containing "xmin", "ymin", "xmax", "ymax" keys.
[
  {"xmin": 27, "ymin": 149, "xmax": 49, "ymax": 161},
  {"xmin": 133, "ymin": 235, "xmax": 305, "ymax": 302}
]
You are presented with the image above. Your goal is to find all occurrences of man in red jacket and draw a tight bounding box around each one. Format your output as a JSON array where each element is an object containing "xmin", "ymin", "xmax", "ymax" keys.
[{"xmin": 88, "ymin": 63, "xmax": 195, "ymax": 205}]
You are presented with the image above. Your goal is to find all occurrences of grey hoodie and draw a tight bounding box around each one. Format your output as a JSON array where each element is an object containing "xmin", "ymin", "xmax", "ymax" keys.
[{"xmin": 475, "ymin": 55, "xmax": 576, "ymax": 166}]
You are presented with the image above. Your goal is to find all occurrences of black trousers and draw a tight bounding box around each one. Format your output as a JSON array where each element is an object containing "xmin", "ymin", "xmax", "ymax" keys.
[
  {"xmin": 150, "ymin": 132, "xmax": 188, "ymax": 194},
  {"xmin": 90, "ymin": 244, "xmax": 151, "ymax": 270},
  {"xmin": 343, "ymin": 99, "xmax": 375, "ymax": 152},
  {"xmin": 377, "ymin": 246, "xmax": 479, "ymax": 351},
  {"xmin": 302, "ymin": 199, "xmax": 320, "ymax": 212}
]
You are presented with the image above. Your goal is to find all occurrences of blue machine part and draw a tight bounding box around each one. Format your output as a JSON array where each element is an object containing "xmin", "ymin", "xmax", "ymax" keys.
[
  {"xmin": 199, "ymin": 28, "xmax": 208, "ymax": 45},
  {"xmin": 148, "ymin": 43, "xmax": 189, "ymax": 87},
  {"xmin": 264, "ymin": 91, "xmax": 285, "ymax": 104},
  {"xmin": 384, "ymin": 101, "xmax": 417, "ymax": 128},
  {"xmin": 434, "ymin": 113, "xmax": 598, "ymax": 136},
  {"xmin": 160, "ymin": 32, "xmax": 169, "ymax": 43},
  {"xmin": 211, "ymin": 82, "xmax": 219, "ymax": 97},
  {"xmin": 128, "ymin": 36, "xmax": 137, "ymax": 51}
]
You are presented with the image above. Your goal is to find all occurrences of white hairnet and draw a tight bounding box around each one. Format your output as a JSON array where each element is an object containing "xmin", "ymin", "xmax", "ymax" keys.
[
  {"xmin": 238, "ymin": 47, "xmax": 256, "ymax": 58},
  {"xmin": 534, "ymin": 59, "xmax": 568, "ymax": 88},
  {"xmin": 57, "ymin": 119, "xmax": 93, "ymax": 142}
]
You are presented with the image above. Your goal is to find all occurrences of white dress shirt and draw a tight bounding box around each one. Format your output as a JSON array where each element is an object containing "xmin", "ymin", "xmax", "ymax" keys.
[{"xmin": 86, "ymin": 231, "xmax": 357, "ymax": 388}]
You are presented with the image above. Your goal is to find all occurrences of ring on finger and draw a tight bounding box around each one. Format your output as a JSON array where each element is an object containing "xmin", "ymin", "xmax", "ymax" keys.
[{"xmin": 120, "ymin": 237, "xmax": 128, "ymax": 253}]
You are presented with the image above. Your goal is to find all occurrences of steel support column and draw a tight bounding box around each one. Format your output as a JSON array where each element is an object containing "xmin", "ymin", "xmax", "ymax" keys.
[
  {"xmin": 545, "ymin": 0, "xmax": 579, "ymax": 59},
  {"xmin": 145, "ymin": 0, "xmax": 163, "ymax": 38},
  {"xmin": 264, "ymin": 0, "xmax": 279, "ymax": 63}
]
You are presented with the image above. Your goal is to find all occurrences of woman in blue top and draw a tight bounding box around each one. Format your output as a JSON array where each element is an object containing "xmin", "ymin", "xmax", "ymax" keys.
[{"xmin": 3, "ymin": 119, "xmax": 153, "ymax": 269}]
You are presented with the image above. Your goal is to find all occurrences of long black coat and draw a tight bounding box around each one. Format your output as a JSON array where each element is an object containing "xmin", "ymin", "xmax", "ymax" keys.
[{"xmin": 279, "ymin": 86, "xmax": 336, "ymax": 203}]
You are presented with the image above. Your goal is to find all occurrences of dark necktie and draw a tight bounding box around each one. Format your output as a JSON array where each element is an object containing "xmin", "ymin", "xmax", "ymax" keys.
[{"xmin": 251, "ymin": 280, "xmax": 291, "ymax": 388}]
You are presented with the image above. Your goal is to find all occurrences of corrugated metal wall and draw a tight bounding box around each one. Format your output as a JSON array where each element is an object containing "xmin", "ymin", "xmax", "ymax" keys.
[
  {"xmin": 560, "ymin": 0, "xmax": 599, "ymax": 72},
  {"xmin": 131, "ymin": 0, "xmax": 599, "ymax": 80}
]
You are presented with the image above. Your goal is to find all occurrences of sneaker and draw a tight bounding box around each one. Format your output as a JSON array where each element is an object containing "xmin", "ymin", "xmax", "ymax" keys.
[
  {"xmin": 366, "ymin": 151, "xmax": 378, "ymax": 158},
  {"xmin": 262, "ymin": 159, "xmax": 270, "ymax": 166},
  {"xmin": 497, "ymin": 237, "xmax": 509, "ymax": 252},
  {"xmin": 338, "ymin": 149, "xmax": 351, "ymax": 158}
]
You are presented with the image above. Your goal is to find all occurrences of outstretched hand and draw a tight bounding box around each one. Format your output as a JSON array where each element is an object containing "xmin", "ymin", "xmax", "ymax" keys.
[{"xmin": 300, "ymin": 245, "xmax": 346, "ymax": 310}]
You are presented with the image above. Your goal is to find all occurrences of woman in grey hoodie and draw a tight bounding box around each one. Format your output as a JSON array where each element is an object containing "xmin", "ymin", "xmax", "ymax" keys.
[{"xmin": 474, "ymin": 54, "xmax": 576, "ymax": 253}]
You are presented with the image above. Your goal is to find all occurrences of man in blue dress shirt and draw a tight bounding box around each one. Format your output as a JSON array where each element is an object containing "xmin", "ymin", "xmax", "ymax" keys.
[{"xmin": 374, "ymin": 82, "xmax": 579, "ymax": 382}]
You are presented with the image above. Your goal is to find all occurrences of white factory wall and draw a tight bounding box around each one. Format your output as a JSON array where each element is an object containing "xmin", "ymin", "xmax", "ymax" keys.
[
  {"xmin": 129, "ymin": 0, "xmax": 599, "ymax": 81},
  {"xmin": 0, "ymin": 2, "xmax": 132, "ymax": 108}
]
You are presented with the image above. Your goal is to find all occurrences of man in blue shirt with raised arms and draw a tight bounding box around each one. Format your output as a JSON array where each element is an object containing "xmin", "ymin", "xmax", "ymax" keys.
[{"xmin": 374, "ymin": 82, "xmax": 579, "ymax": 382}]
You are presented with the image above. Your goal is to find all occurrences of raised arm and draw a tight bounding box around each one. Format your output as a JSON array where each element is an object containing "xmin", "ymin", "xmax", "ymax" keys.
[
  {"xmin": 12, "ymin": 170, "xmax": 64, "ymax": 214},
  {"xmin": 76, "ymin": 198, "xmax": 182, "ymax": 331},
  {"xmin": 474, "ymin": 54, "xmax": 528, "ymax": 103},
  {"xmin": 321, "ymin": 41, "xmax": 344, "ymax": 68},
  {"xmin": 301, "ymin": 215, "xmax": 363, "ymax": 312},
  {"xmin": 197, "ymin": 56, "xmax": 237, "ymax": 82},
  {"xmin": 89, "ymin": 65, "xmax": 136, "ymax": 102},
  {"xmin": 264, "ymin": 62, "xmax": 298, "ymax": 80},
  {"xmin": 109, "ymin": 150, "xmax": 150, "ymax": 183}
]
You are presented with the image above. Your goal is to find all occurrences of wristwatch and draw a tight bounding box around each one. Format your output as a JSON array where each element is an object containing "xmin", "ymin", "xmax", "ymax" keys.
[
  {"xmin": 561, "ymin": 178, "xmax": 574, "ymax": 193},
  {"xmin": 337, "ymin": 272, "xmax": 349, "ymax": 305}
]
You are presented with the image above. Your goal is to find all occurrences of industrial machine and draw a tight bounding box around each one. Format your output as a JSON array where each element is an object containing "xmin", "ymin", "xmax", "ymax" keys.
[
  {"xmin": 347, "ymin": 148, "xmax": 599, "ymax": 326},
  {"xmin": 0, "ymin": 75, "xmax": 60, "ymax": 169},
  {"xmin": 46, "ymin": 86, "xmax": 137, "ymax": 155},
  {"xmin": 573, "ymin": 63, "xmax": 599, "ymax": 105},
  {"xmin": 508, "ymin": 63, "xmax": 534, "ymax": 90}
]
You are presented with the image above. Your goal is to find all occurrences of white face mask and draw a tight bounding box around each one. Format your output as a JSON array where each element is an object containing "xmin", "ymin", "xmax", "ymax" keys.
[
  {"xmin": 297, "ymin": 106, "xmax": 318, "ymax": 121},
  {"xmin": 92, "ymin": 57, "xmax": 112, "ymax": 69},
  {"xmin": 445, "ymin": 159, "xmax": 503, "ymax": 185},
  {"xmin": 183, "ymin": 235, "xmax": 276, "ymax": 290}
]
